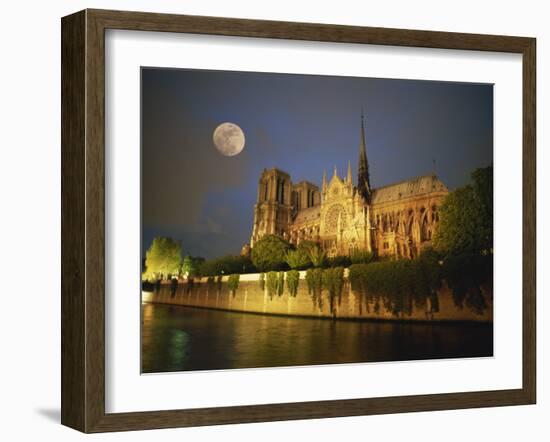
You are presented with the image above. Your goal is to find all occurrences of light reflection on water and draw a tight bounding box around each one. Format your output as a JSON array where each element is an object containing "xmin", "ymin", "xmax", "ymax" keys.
[
  {"xmin": 141, "ymin": 303, "xmax": 493, "ymax": 373},
  {"xmin": 169, "ymin": 329, "xmax": 190, "ymax": 367}
]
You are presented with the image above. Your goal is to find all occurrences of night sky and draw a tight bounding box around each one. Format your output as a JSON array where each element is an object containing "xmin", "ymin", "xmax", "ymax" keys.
[{"xmin": 141, "ymin": 68, "xmax": 493, "ymax": 260}]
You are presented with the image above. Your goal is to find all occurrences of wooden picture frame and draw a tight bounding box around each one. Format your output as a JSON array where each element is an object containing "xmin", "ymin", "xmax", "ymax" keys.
[{"xmin": 61, "ymin": 8, "xmax": 536, "ymax": 433}]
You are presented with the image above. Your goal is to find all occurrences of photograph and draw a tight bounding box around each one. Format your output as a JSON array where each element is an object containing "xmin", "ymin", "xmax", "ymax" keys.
[{"xmin": 140, "ymin": 67, "xmax": 494, "ymax": 374}]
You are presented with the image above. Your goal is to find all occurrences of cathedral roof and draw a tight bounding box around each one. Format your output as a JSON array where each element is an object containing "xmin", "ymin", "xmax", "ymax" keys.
[
  {"xmin": 371, "ymin": 174, "xmax": 448, "ymax": 204},
  {"xmin": 293, "ymin": 205, "xmax": 321, "ymax": 224},
  {"xmin": 293, "ymin": 180, "xmax": 319, "ymax": 190}
]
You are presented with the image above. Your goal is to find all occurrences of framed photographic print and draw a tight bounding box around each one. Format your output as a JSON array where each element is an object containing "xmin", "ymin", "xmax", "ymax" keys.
[{"xmin": 61, "ymin": 9, "xmax": 536, "ymax": 433}]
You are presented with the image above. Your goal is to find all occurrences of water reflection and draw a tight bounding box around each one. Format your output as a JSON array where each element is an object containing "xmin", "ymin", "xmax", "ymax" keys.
[{"xmin": 141, "ymin": 303, "xmax": 493, "ymax": 373}]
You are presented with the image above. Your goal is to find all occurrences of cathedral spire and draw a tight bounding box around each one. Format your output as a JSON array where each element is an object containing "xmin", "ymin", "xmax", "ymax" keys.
[
  {"xmin": 358, "ymin": 109, "xmax": 372, "ymax": 202},
  {"xmin": 346, "ymin": 160, "xmax": 352, "ymax": 185},
  {"xmin": 333, "ymin": 165, "xmax": 338, "ymax": 177}
]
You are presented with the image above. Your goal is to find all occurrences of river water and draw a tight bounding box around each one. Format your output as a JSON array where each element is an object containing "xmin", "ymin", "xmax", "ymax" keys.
[{"xmin": 142, "ymin": 303, "xmax": 493, "ymax": 373}]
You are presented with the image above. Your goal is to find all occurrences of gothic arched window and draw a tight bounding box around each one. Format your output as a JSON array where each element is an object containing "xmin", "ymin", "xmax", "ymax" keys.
[{"xmin": 420, "ymin": 215, "xmax": 430, "ymax": 241}]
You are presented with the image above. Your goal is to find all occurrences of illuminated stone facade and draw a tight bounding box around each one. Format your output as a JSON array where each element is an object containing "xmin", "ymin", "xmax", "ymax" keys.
[{"xmin": 249, "ymin": 115, "xmax": 449, "ymax": 258}]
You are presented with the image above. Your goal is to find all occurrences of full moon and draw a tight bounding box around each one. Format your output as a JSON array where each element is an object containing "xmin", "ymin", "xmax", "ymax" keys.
[{"xmin": 213, "ymin": 122, "xmax": 245, "ymax": 156}]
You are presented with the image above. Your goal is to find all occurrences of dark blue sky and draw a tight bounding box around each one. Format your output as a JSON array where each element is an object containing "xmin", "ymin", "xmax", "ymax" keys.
[{"xmin": 141, "ymin": 68, "xmax": 493, "ymax": 259}]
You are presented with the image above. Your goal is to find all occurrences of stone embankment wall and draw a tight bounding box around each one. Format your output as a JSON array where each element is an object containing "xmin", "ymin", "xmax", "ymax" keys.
[{"xmin": 143, "ymin": 272, "xmax": 493, "ymax": 322}]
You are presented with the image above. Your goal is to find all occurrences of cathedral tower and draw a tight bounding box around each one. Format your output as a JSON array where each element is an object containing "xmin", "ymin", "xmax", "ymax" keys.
[
  {"xmin": 250, "ymin": 168, "xmax": 293, "ymax": 247},
  {"xmin": 357, "ymin": 110, "xmax": 372, "ymax": 203}
]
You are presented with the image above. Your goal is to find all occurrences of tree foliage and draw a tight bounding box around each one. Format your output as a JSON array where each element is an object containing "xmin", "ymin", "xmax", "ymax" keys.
[
  {"xmin": 181, "ymin": 255, "xmax": 204, "ymax": 277},
  {"xmin": 442, "ymin": 252, "xmax": 492, "ymax": 314},
  {"xmin": 325, "ymin": 255, "xmax": 351, "ymax": 268},
  {"xmin": 434, "ymin": 166, "xmax": 493, "ymax": 255},
  {"xmin": 348, "ymin": 250, "xmax": 490, "ymax": 316},
  {"xmin": 251, "ymin": 235, "xmax": 291, "ymax": 271},
  {"xmin": 143, "ymin": 237, "xmax": 182, "ymax": 280},
  {"xmin": 308, "ymin": 245, "xmax": 327, "ymax": 268},
  {"xmin": 196, "ymin": 255, "xmax": 256, "ymax": 276},
  {"xmin": 349, "ymin": 260, "xmax": 415, "ymax": 316},
  {"xmin": 322, "ymin": 267, "xmax": 345, "ymax": 314},
  {"xmin": 266, "ymin": 271, "xmax": 280, "ymax": 299},
  {"xmin": 227, "ymin": 274, "xmax": 240, "ymax": 297},
  {"xmin": 350, "ymin": 249, "xmax": 376, "ymax": 265},
  {"xmin": 286, "ymin": 270, "xmax": 300, "ymax": 297},
  {"xmin": 277, "ymin": 271, "xmax": 285, "ymax": 296},
  {"xmin": 206, "ymin": 276, "xmax": 216, "ymax": 289},
  {"xmin": 285, "ymin": 248, "xmax": 311, "ymax": 270},
  {"xmin": 287, "ymin": 240, "xmax": 319, "ymax": 270},
  {"xmin": 306, "ymin": 268, "xmax": 324, "ymax": 309}
]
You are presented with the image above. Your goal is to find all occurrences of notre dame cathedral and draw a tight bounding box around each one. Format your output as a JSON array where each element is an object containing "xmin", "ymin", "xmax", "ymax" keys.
[{"xmin": 248, "ymin": 114, "xmax": 449, "ymax": 259}]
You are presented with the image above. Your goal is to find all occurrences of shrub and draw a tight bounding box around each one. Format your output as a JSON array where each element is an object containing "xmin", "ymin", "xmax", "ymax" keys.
[
  {"xmin": 350, "ymin": 249, "xmax": 376, "ymax": 265},
  {"xmin": 227, "ymin": 274, "xmax": 240, "ymax": 297},
  {"xmin": 465, "ymin": 287, "xmax": 487, "ymax": 315},
  {"xmin": 306, "ymin": 268, "xmax": 324, "ymax": 309},
  {"xmin": 325, "ymin": 255, "xmax": 351, "ymax": 268},
  {"xmin": 251, "ymin": 235, "xmax": 291, "ymax": 271},
  {"xmin": 285, "ymin": 249, "xmax": 312, "ymax": 270},
  {"xmin": 170, "ymin": 278, "xmax": 179, "ymax": 296},
  {"xmin": 197, "ymin": 255, "xmax": 256, "ymax": 276},
  {"xmin": 141, "ymin": 280, "xmax": 155, "ymax": 292},
  {"xmin": 181, "ymin": 255, "xmax": 205, "ymax": 277},
  {"xmin": 348, "ymin": 250, "xmax": 491, "ymax": 316},
  {"xmin": 349, "ymin": 261, "xmax": 415, "ymax": 317},
  {"xmin": 429, "ymin": 291, "xmax": 440, "ymax": 313},
  {"xmin": 286, "ymin": 270, "xmax": 300, "ymax": 297},
  {"xmin": 277, "ymin": 271, "xmax": 285, "ymax": 296},
  {"xmin": 348, "ymin": 264, "xmax": 370, "ymax": 314},
  {"xmin": 442, "ymin": 252, "xmax": 492, "ymax": 314},
  {"xmin": 297, "ymin": 240, "xmax": 319, "ymax": 254},
  {"xmin": 308, "ymin": 245, "xmax": 326, "ymax": 268},
  {"xmin": 266, "ymin": 271, "xmax": 279, "ymax": 299},
  {"xmin": 206, "ymin": 276, "xmax": 217, "ymax": 294},
  {"xmin": 410, "ymin": 248, "xmax": 442, "ymax": 309},
  {"xmin": 185, "ymin": 277, "xmax": 194, "ymax": 294},
  {"xmin": 322, "ymin": 267, "xmax": 345, "ymax": 314}
]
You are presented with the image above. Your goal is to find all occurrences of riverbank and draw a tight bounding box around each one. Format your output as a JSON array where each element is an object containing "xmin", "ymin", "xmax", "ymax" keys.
[{"xmin": 142, "ymin": 272, "xmax": 493, "ymax": 322}]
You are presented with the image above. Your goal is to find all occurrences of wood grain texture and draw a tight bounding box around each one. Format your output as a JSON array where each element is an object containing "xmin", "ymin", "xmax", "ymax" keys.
[
  {"xmin": 61, "ymin": 8, "xmax": 537, "ymax": 433},
  {"xmin": 522, "ymin": 39, "xmax": 536, "ymax": 403},
  {"xmin": 61, "ymin": 10, "xmax": 86, "ymax": 432},
  {"xmin": 89, "ymin": 8, "xmax": 533, "ymax": 52},
  {"xmin": 85, "ymin": 9, "xmax": 107, "ymax": 432}
]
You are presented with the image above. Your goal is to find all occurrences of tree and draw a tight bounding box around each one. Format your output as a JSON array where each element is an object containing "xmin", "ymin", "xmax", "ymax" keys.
[
  {"xmin": 285, "ymin": 249, "xmax": 308, "ymax": 269},
  {"xmin": 144, "ymin": 237, "xmax": 182, "ymax": 280},
  {"xmin": 433, "ymin": 166, "xmax": 493, "ymax": 255},
  {"xmin": 251, "ymin": 235, "xmax": 291, "ymax": 271},
  {"xmin": 471, "ymin": 166, "xmax": 493, "ymax": 249},
  {"xmin": 181, "ymin": 255, "xmax": 204, "ymax": 277},
  {"xmin": 285, "ymin": 240, "xmax": 319, "ymax": 269},
  {"xmin": 285, "ymin": 249, "xmax": 307, "ymax": 270}
]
